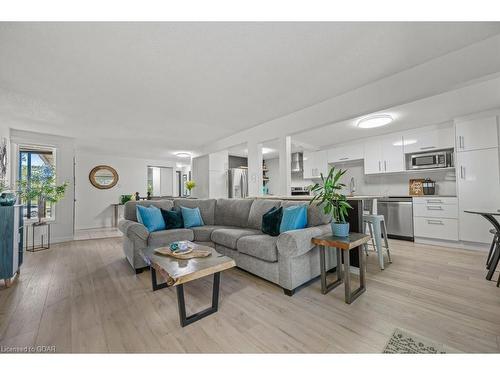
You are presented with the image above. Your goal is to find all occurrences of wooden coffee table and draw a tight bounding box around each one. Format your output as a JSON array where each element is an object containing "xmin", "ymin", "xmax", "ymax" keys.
[{"xmin": 140, "ymin": 242, "xmax": 236, "ymax": 327}]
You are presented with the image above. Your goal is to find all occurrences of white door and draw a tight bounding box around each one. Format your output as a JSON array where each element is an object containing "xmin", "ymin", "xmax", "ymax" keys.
[
  {"xmin": 381, "ymin": 135, "xmax": 405, "ymax": 173},
  {"xmin": 457, "ymin": 148, "xmax": 500, "ymax": 243},
  {"xmin": 456, "ymin": 116, "xmax": 498, "ymax": 152},
  {"xmin": 316, "ymin": 150, "xmax": 328, "ymax": 177},
  {"xmin": 364, "ymin": 139, "xmax": 382, "ymax": 175}
]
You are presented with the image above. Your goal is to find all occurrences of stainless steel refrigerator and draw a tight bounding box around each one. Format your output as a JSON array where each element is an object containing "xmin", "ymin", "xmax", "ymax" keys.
[{"xmin": 228, "ymin": 168, "xmax": 248, "ymax": 198}]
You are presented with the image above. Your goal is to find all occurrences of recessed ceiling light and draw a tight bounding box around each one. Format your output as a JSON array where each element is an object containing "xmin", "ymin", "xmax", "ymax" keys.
[
  {"xmin": 175, "ymin": 152, "xmax": 191, "ymax": 158},
  {"xmin": 393, "ymin": 139, "xmax": 417, "ymax": 146},
  {"xmin": 357, "ymin": 114, "xmax": 393, "ymax": 129}
]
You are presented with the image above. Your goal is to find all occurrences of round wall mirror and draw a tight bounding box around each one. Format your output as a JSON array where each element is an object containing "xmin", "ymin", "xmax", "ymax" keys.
[{"xmin": 89, "ymin": 165, "xmax": 119, "ymax": 189}]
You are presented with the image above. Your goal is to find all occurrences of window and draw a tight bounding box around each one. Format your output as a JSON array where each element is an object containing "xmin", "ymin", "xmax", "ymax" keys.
[{"xmin": 18, "ymin": 146, "xmax": 56, "ymax": 220}]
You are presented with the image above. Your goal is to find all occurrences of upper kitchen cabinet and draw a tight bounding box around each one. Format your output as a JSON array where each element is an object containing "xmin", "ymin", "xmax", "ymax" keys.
[
  {"xmin": 327, "ymin": 143, "xmax": 364, "ymax": 164},
  {"xmin": 303, "ymin": 150, "xmax": 328, "ymax": 179},
  {"xmin": 364, "ymin": 134, "xmax": 405, "ymax": 174},
  {"xmin": 402, "ymin": 126, "xmax": 454, "ymax": 154},
  {"xmin": 455, "ymin": 116, "xmax": 499, "ymax": 152}
]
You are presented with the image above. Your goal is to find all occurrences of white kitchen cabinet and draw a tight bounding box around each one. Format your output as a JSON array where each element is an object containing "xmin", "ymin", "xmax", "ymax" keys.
[
  {"xmin": 364, "ymin": 135, "xmax": 404, "ymax": 174},
  {"xmin": 456, "ymin": 116, "xmax": 498, "ymax": 152},
  {"xmin": 303, "ymin": 150, "xmax": 328, "ymax": 179},
  {"xmin": 403, "ymin": 126, "xmax": 454, "ymax": 154},
  {"xmin": 456, "ymin": 148, "xmax": 500, "ymax": 243},
  {"xmin": 327, "ymin": 143, "xmax": 364, "ymax": 164}
]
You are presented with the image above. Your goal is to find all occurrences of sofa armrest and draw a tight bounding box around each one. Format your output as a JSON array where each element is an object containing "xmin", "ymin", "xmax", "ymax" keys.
[
  {"xmin": 118, "ymin": 219, "xmax": 149, "ymax": 241},
  {"xmin": 277, "ymin": 224, "xmax": 331, "ymax": 258}
]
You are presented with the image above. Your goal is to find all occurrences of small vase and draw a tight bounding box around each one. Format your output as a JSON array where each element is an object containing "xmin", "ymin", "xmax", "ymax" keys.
[{"xmin": 331, "ymin": 222, "xmax": 349, "ymax": 237}]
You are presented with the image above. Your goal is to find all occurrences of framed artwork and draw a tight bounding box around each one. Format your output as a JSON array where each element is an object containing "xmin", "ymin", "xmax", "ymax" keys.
[{"xmin": 409, "ymin": 179, "xmax": 425, "ymax": 196}]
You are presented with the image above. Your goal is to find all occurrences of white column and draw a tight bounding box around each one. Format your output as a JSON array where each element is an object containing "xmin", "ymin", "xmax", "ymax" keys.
[
  {"xmin": 247, "ymin": 141, "xmax": 263, "ymax": 197},
  {"xmin": 278, "ymin": 135, "xmax": 291, "ymax": 196}
]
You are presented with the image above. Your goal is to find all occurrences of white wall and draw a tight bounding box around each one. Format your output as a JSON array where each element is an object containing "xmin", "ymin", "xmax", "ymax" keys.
[
  {"xmin": 10, "ymin": 129, "xmax": 76, "ymax": 243},
  {"xmin": 191, "ymin": 155, "xmax": 209, "ymax": 198},
  {"xmin": 191, "ymin": 150, "xmax": 228, "ymax": 199},
  {"xmin": 0, "ymin": 125, "xmax": 10, "ymax": 186},
  {"xmin": 75, "ymin": 150, "xmax": 179, "ymax": 230}
]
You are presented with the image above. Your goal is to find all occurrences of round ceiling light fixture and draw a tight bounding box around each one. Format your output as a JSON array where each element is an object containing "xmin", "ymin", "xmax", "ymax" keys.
[
  {"xmin": 175, "ymin": 152, "xmax": 191, "ymax": 158},
  {"xmin": 357, "ymin": 114, "xmax": 393, "ymax": 129}
]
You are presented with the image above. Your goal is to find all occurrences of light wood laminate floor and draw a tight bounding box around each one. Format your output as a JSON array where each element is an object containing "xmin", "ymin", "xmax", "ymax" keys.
[{"xmin": 1, "ymin": 238, "xmax": 499, "ymax": 353}]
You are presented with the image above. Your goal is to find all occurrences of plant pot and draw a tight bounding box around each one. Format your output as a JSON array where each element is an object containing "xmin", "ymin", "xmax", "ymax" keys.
[{"xmin": 331, "ymin": 222, "xmax": 349, "ymax": 237}]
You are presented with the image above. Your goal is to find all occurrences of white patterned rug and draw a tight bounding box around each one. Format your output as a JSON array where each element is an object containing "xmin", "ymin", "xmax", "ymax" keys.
[{"xmin": 383, "ymin": 329, "xmax": 453, "ymax": 354}]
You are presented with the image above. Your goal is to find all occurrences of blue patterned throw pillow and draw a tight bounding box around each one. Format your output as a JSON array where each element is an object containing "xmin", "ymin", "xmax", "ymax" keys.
[
  {"xmin": 181, "ymin": 206, "xmax": 204, "ymax": 228},
  {"xmin": 279, "ymin": 204, "xmax": 308, "ymax": 233},
  {"xmin": 136, "ymin": 205, "xmax": 166, "ymax": 232}
]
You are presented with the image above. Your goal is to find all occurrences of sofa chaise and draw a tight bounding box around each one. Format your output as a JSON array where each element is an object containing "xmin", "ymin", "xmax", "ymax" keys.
[{"xmin": 118, "ymin": 198, "xmax": 336, "ymax": 295}]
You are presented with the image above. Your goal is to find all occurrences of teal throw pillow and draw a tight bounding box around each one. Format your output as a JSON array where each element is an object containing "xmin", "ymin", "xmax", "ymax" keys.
[
  {"xmin": 181, "ymin": 206, "xmax": 204, "ymax": 228},
  {"xmin": 279, "ymin": 204, "xmax": 308, "ymax": 233},
  {"xmin": 136, "ymin": 205, "xmax": 166, "ymax": 232}
]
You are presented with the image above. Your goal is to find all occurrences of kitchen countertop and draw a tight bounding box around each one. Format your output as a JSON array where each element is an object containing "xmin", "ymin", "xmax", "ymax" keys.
[
  {"xmin": 252, "ymin": 195, "xmax": 456, "ymax": 200},
  {"xmin": 252, "ymin": 195, "xmax": 383, "ymax": 200}
]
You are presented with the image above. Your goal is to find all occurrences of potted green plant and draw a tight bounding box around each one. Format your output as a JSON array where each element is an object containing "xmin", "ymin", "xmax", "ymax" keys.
[
  {"xmin": 185, "ymin": 180, "xmax": 196, "ymax": 196},
  {"xmin": 17, "ymin": 165, "xmax": 68, "ymax": 223},
  {"xmin": 309, "ymin": 167, "xmax": 352, "ymax": 237}
]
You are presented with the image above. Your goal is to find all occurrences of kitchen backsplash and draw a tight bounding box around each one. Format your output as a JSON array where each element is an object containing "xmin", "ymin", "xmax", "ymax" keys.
[{"xmin": 336, "ymin": 162, "xmax": 457, "ymax": 196}]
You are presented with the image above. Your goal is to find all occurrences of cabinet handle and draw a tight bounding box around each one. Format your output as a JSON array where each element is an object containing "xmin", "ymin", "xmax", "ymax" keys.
[
  {"xmin": 339, "ymin": 157, "xmax": 349, "ymax": 161},
  {"xmin": 420, "ymin": 146, "xmax": 436, "ymax": 150},
  {"xmin": 461, "ymin": 136, "xmax": 465, "ymax": 149},
  {"xmin": 460, "ymin": 166, "xmax": 466, "ymax": 179},
  {"xmin": 426, "ymin": 199, "xmax": 443, "ymax": 203},
  {"xmin": 426, "ymin": 205, "xmax": 443, "ymax": 210},
  {"xmin": 378, "ymin": 161, "xmax": 381, "ymax": 172},
  {"xmin": 427, "ymin": 219, "xmax": 444, "ymax": 225},
  {"xmin": 384, "ymin": 160, "xmax": 387, "ymax": 171}
]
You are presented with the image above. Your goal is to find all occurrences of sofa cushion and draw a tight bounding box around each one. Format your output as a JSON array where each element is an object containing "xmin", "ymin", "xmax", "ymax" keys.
[
  {"xmin": 237, "ymin": 234, "xmax": 279, "ymax": 262},
  {"xmin": 247, "ymin": 199, "xmax": 282, "ymax": 230},
  {"xmin": 173, "ymin": 198, "xmax": 216, "ymax": 225},
  {"xmin": 191, "ymin": 225, "xmax": 238, "ymax": 242},
  {"xmin": 124, "ymin": 200, "xmax": 173, "ymax": 222},
  {"xmin": 281, "ymin": 200, "xmax": 331, "ymax": 227},
  {"xmin": 215, "ymin": 198, "xmax": 253, "ymax": 227},
  {"xmin": 211, "ymin": 227, "xmax": 261, "ymax": 249},
  {"xmin": 148, "ymin": 228, "xmax": 194, "ymax": 247}
]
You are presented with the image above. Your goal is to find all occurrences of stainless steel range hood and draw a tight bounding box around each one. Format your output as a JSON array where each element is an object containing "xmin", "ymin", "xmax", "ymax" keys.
[{"xmin": 291, "ymin": 152, "xmax": 303, "ymax": 173}]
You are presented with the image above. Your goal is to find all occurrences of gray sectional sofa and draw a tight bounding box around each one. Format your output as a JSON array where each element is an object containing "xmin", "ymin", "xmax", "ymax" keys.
[{"xmin": 118, "ymin": 198, "xmax": 336, "ymax": 295}]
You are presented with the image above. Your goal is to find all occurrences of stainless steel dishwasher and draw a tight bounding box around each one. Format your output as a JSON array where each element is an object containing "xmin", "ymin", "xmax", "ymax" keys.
[{"xmin": 377, "ymin": 197, "xmax": 414, "ymax": 241}]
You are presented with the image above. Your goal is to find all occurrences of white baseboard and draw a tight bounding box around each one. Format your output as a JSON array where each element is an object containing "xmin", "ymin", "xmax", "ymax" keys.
[{"xmin": 414, "ymin": 237, "xmax": 489, "ymax": 252}]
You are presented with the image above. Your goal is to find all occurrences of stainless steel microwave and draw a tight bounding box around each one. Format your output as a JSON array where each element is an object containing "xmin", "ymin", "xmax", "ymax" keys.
[{"xmin": 410, "ymin": 150, "xmax": 453, "ymax": 170}]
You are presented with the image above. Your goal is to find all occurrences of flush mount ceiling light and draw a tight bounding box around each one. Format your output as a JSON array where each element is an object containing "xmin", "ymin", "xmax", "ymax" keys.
[
  {"xmin": 175, "ymin": 152, "xmax": 191, "ymax": 158},
  {"xmin": 357, "ymin": 114, "xmax": 393, "ymax": 129},
  {"xmin": 393, "ymin": 139, "xmax": 417, "ymax": 146}
]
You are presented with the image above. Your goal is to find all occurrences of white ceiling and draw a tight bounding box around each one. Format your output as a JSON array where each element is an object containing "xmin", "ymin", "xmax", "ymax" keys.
[{"xmin": 1, "ymin": 22, "xmax": 500, "ymax": 159}]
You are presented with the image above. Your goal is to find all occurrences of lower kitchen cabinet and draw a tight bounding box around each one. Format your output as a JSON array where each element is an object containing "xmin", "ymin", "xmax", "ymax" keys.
[
  {"xmin": 414, "ymin": 217, "xmax": 459, "ymax": 241},
  {"xmin": 413, "ymin": 197, "xmax": 459, "ymax": 241}
]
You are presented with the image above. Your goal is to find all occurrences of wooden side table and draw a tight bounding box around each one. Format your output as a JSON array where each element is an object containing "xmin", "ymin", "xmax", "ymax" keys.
[{"xmin": 312, "ymin": 232, "xmax": 371, "ymax": 304}]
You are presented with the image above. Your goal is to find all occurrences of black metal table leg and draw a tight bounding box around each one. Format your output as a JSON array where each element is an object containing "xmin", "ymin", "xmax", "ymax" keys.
[
  {"xmin": 319, "ymin": 245, "xmax": 343, "ymax": 295},
  {"xmin": 344, "ymin": 247, "xmax": 367, "ymax": 304},
  {"xmin": 176, "ymin": 272, "xmax": 221, "ymax": 327},
  {"xmin": 481, "ymin": 213, "xmax": 500, "ymax": 281},
  {"xmin": 151, "ymin": 267, "xmax": 169, "ymax": 291}
]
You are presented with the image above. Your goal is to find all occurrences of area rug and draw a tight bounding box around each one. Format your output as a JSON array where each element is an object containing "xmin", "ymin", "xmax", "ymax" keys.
[{"xmin": 383, "ymin": 329, "xmax": 449, "ymax": 354}]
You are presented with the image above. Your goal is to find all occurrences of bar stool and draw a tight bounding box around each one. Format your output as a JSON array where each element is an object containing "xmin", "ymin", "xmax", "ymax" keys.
[{"xmin": 363, "ymin": 214, "xmax": 392, "ymax": 270}]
